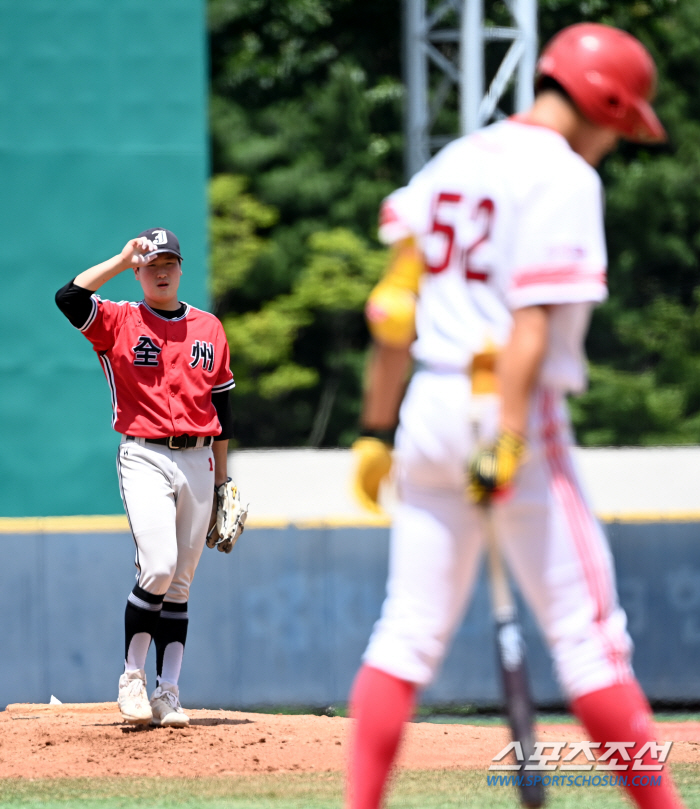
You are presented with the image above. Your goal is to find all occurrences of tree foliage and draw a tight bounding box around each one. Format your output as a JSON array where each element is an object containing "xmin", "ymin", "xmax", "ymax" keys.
[
  {"xmin": 209, "ymin": 0, "xmax": 700, "ymax": 447},
  {"xmin": 535, "ymin": 0, "xmax": 700, "ymax": 445},
  {"xmin": 208, "ymin": 0, "xmax": 401, "ymax": 446},
  {"xmin": 220, "ymin": 223, "xmax": 385, "ymax": 445}
]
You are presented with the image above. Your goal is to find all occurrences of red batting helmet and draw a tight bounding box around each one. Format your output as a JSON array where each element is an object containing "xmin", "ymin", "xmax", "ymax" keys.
[{"xmin": 536, "ymin": 23, "xmax": 666, "ymax": 143}]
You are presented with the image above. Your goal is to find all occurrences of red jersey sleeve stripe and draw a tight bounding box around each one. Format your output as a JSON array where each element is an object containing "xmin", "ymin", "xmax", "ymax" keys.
[
  {"xmin": 512, "ymin": 265, "xmax": 606, "ymax": 289},
  {"xmin": 379, "ymin": 201, "xmax": 400, "ymax": 227},
  {"xmin": 378, "ymin": 201, "xmax": 413, "ymax": 245}
]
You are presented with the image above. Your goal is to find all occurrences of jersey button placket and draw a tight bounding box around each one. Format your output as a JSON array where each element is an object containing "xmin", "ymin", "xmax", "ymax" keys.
[{"xmin": 163, "ymin": 322, "xmax": 178, "ymax": 430}]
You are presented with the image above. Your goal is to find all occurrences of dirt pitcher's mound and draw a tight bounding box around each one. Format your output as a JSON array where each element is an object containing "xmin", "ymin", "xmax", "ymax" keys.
[{"xmin": 1, "ymin": 703, "xmax": 698, "ymax": 778}]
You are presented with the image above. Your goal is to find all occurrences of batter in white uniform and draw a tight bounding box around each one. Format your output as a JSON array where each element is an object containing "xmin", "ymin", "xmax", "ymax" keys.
[{"xmin": 348, "ymin": 24, "xmax": 684, "ymax": 809}]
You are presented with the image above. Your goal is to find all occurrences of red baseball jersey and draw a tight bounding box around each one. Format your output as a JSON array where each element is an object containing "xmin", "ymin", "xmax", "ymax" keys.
[{"xmin": 80, "ymin": 297, "xmax": 235, "ymax": 437}]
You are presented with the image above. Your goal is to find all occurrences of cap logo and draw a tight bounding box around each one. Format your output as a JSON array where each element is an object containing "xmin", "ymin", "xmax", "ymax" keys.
[{"xmin": 152, "ymin": 230, "xmax": 168, "ymax": 245}]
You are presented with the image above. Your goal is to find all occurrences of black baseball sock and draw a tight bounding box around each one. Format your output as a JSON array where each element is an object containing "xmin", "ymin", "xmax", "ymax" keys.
[
  {"xmin": 154, "ymin": 601, "xmax": 189, "ymax": 686},
  {"xmin": 124, "ymin": 584, "xmax": 164, "ymax": 670}
]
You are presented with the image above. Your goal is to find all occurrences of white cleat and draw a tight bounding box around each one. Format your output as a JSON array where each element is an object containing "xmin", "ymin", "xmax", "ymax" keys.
[
  {"xmin": 150, "ymin": 682, "xmax": 190, "ymax": 728},
  {"xmin": 117, "ymin": 669, "xmax": 153, "ymax": 725}
]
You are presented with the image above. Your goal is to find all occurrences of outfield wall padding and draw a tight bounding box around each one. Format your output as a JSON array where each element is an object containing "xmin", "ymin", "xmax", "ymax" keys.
[
  {"xmin": 0, "ymin": 0, "xmax": 208, "ymax": 518},
  {"xmin": 1, "ymin": 522, "xmax": 699, "ymax": 709}
]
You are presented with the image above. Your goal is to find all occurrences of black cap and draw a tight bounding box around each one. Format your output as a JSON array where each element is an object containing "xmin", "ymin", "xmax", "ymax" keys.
[{"xmin": 137, "ymin": 227, "xmax": 182, "ymax": 260}]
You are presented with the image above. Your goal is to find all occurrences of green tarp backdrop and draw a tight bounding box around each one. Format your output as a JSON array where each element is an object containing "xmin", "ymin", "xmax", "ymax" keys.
[{"xmin": 0, "ymin": 0, "xmax": 208, "ymax": 516}]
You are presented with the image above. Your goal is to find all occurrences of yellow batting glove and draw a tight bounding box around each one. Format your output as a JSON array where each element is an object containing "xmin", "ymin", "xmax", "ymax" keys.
[
  {"xmin": 468, "ymin": 429, "xmax": 526, "ymax": 505},
  {"xmin": 351, "ymin": 436, "xmax": 393, "ymax": 514}
]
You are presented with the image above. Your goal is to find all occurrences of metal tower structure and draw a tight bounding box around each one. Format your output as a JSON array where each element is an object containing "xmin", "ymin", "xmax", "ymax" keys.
[{"xmin": 403, "ymin": 0, "xmax": 538, "ymax": 178}]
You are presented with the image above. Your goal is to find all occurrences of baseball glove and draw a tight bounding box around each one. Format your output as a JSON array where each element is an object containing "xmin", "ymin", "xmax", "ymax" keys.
[{"xmin": 206, "ymin": 478, "xmax": 248, "ymax": 553}]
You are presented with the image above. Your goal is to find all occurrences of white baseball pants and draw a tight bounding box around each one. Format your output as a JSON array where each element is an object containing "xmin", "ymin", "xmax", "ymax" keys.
[
  {"xmin": 363, "ymin": 370, "xmax": 633, "ymax": 700},
  {"xmin": 116, "ymin": 437, "xmax": 214, "ymax": 603}
]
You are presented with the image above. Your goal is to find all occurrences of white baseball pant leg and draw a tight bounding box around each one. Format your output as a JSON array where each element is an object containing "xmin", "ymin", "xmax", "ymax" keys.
[
  {"xmin": 364, "ymin": 371, "xmax": 487, "ymax": 686},
  {"xmin": 495, "ymin": 388, "xmax": 633, "ymax": 699},
  {"xmin": 117, "ymin": 437, "xmax": 214, "ymax": 603},
  {"xmin": 363, "ymin": 372, "xmax": 633, "ymax": 699}
]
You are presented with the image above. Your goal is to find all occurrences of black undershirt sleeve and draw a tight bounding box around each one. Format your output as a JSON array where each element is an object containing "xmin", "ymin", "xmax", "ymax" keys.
[
  {"xmin": 55, "ymin": 279, "xmax": 94, "ymax": 328},
  {"xmin": 212, "ymin": 390, "xmax": 234, "ymax": 441}
]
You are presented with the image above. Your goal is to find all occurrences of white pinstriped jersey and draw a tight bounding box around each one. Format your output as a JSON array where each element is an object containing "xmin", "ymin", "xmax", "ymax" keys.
[
  {"xmin": 80, "ymin": 297, "xmax": 235, "ymax": 437},
  {"xmin": 379, "ymin": 118, "xmax": 608, "ymax": 393}
]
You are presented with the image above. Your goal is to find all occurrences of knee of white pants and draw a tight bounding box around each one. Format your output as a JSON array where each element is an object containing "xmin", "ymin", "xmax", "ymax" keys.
[
  {"xmin": 552, "ymin": 607, "xmax": 634, "ymax": 700},
  {"xmin": 362, "ymin": 485, "xmax": 484, "ymax": 688},
  {"xmin": 165, "ymin": 578, "xmax": 192, "ymax": 604},
  {"xmin": 363, "ymin": 626, "xmax": 446, "ymax": 687},
  {"xmin": 139, "ymin": 564, "xmax": 177, "ymax": 596},
  {"xmin": 362, "ymin": 568, "xmax": 448, "ymax": 685}
]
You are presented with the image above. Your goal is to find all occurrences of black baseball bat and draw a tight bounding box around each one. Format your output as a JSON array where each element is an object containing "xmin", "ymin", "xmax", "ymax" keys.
[{"xmin": 485, "ymin": 509, "xmax": 545, "ymax": 808}]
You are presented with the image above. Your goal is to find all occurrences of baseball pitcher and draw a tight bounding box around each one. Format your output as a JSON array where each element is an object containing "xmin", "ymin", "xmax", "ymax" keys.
[{"xmin": 56, "ymin": 228, "xmax": 246, "ymax": 727}]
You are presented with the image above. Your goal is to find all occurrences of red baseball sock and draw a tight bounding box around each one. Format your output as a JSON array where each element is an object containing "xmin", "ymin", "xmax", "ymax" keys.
[
  {"xmin": 347, "ymin": 665, "xmax": 417, "ymax": 809},
  {"xmin": 572, "ymin": 680, "xmax": 684, "ymax": 809}
]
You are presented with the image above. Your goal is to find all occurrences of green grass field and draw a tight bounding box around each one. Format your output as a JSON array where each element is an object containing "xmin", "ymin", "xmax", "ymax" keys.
[
  {"xmin": 416, "ymin": 711, "xmax": 700, "ymax": 726},
  {"xmin": 0, "ymin": 765, "xmax": 698, "ymax": 809}
]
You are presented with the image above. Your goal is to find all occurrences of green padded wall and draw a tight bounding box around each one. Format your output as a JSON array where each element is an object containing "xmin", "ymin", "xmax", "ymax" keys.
[{"xmin": 0, "ymin": 0, "xmax": 208, "ymax": 516}]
